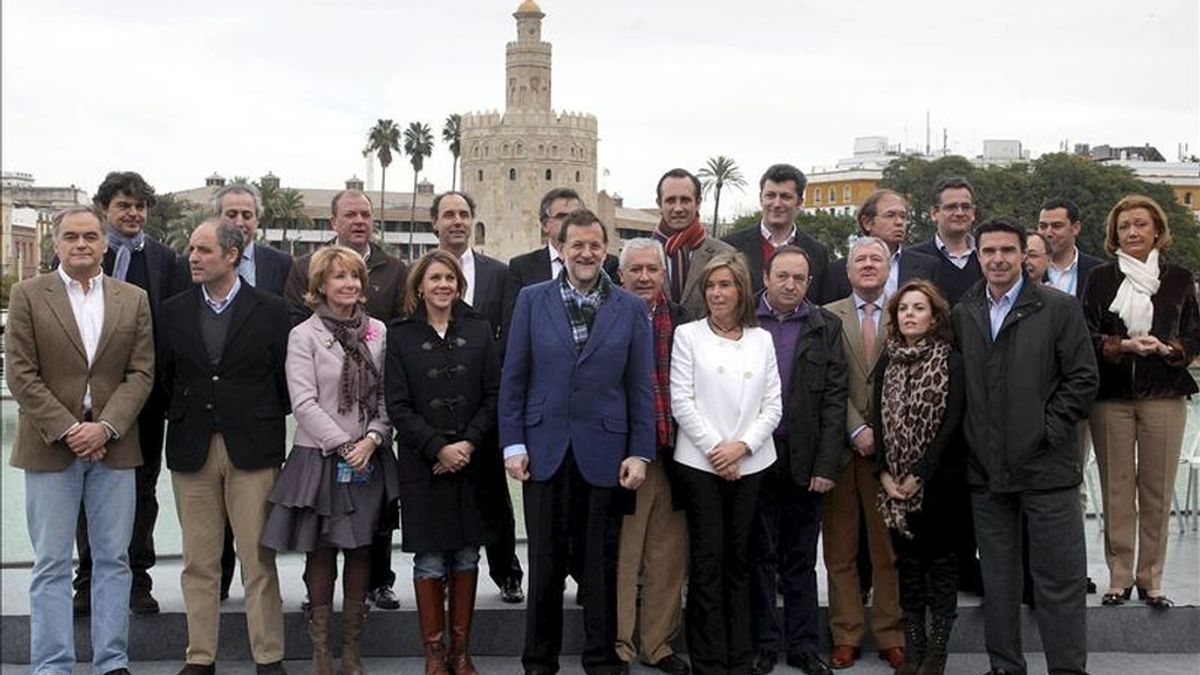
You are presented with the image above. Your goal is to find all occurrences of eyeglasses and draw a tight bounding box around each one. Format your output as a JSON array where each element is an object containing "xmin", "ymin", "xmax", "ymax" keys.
[{"xmin": 937, "ymin": 203, "xmax": 975, "ymax": 214}]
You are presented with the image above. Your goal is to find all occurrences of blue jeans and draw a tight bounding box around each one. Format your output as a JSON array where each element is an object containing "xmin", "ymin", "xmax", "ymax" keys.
[
  {"xmin": 412, "ymin": 547, "xmax": 480, "ymax": 579},
  {"xmin": 26, "ymin": 458, "xmax": 136, "ymax": 675}
]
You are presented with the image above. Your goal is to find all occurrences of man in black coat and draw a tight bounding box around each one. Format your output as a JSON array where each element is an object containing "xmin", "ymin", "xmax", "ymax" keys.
[
  {"xmin": 161, "ymin": 220, "xmax": 290, "ymax": 675},
  {"xmin": 1037, "ymin": 197, "xmax": 1105, "ymax": 299},
  {"xmin": 431, "ymin": 190, "xmax": 526, "ymax": 604},
  {"xmin": 73, "ymin": 171, "xmax": 186, "ymax": 616},
  {"xmin": 908, "ymin": 176, "xmax": 982, "ymax": 307},
  {"xmin": 952, "ymin": 218, "xmax": 1098, "ymax": 675},
  {"xmin": 750, "ymin": 246, "xmax": 847, "ymax": 675},
  {"xmin": 721, "ymin": 164, "xmax": 830, "ymax": 304},
  {"xmin": 504, "ymin": 187, "xmax": 619, "ymax": 331},
  {"xmin": 823, "ymin": 189, "xmax": 939, "ymax": 303}
]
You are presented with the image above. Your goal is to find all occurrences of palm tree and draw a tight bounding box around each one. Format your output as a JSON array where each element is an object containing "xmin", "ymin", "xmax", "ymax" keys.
[
  {"xmin": 404, "ymin": 121, "xmax": 434, "ymax": 258},
  {"xmin": 363, "ymin": 119, "xmax": 401, "ymax": 232},
  {"xmin": 697, "ymin": 156, "xmax": 748, "ymax": 236},
  {"xmin": 270, "ymin": 188, "xmax": 312, "ymax": 256},
  {"xmin": 442, "ymin": 113, "xmax": 462, "ymax": 191}
]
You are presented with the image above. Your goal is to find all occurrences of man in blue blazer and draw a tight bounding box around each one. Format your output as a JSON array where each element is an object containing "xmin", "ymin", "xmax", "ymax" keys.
[{"xmin": 500, "ymin": 209, "xmax": 654, "ymax": 675}]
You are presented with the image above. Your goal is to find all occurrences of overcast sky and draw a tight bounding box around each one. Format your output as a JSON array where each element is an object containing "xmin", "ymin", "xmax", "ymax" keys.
[{"xmin": 3, "ymin": 0, "xmax": 1197, "ymax": 219}]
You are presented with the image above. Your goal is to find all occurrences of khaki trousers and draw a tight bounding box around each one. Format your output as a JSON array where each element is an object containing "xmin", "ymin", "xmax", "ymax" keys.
[
  {"xmin": 1089, "ymin": 397, "xmax": 1186, "ymax": 593},
  {"xmin": 821, "ymin": 453, "xmax": 903, "ymax": 649},
  {"xmin": 615, "ymin": 461, "xmax": 687, "ymax": 664},
  {"xmin": 172, "ymin": 434, "xmax": 284, "ymax": 665}
]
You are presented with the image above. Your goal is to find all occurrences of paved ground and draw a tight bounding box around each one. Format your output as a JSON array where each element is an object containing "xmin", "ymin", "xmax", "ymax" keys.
[{"xmin": 4, "ymin": 654, "xmax": 1200, "ymax": 675}]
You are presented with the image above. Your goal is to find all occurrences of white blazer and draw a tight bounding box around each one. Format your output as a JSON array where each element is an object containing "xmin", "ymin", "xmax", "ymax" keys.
[{"xmin": 670, "ymin": 319, "xmax": 782, "ymax": 476}]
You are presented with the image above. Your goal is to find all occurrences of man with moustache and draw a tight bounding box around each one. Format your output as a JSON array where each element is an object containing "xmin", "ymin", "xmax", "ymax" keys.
[
  {"xmin": 953, "ymin": 218, "xmax": 1097, "ymax": 675},
  {"xmin": 820, "ymin": 238, "xmax": 905, "ymax": 671},
  {"xmin": 650, "ymin": 168, "xmax": 733, "ymax": 317},
  {"xmin": 73, "ymin": 171, "xmax": 184, "ymax": 616},
  {"xmin": 500, "ymin": 210, "xmax": 653, "ymax": 675},
  {"xmin": 214, "ymin": 184, "xmax": 293, "ymax": 296},
  {"xmin": 749, "ymin": 246, "xmax": 847, "ymax": 675},
  {"xmin": 909, "ymin": 177, "xmax": 983, "ymax": 307},
  {"xmin": 284, "ymin": 189, "xmax": 407, "ymax": 610},
  {"xmin": 505, "ymin": 188, "xmax": 621, "ymax": 330},
  {"xmin": 614, "ymin": 238, "xmax": 691, "ymax": 675},
  {"xmin": 824, "ymin": 189, "xmax": 939, "ymax": 302},
  {"xmin": 7, "ymin": 205, "xmax": 155, "ymax": 675},
  {"xmin": 430, "ymin": 189, "xmax": 526, "ymax": 605},
  {"xmin": 722, "ymin": 164, "xmax": 830, "ymax": 303},
  {"xmin": 162, "ymin": 220, "xmax": 290, "ymax": 675}
]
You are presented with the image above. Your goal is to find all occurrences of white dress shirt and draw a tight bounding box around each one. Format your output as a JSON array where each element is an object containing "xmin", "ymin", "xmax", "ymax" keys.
[
  {"xmin": 58, "ymin": 266, "xmax": 105, "ymax": 412},
  {"xmin": 670, "ymin": 319, "xmax": 782, "ymax": 477},
  {"xmin": 1047, "ymin": 246, "xmax": 1080, "ymax": 295},
  {"xmin": 935, "ymin": 232, "xmax": 977, "ymax": 270},
  {"xmin": 547, "ymin": 243, "xmax": 564, "ymax": 280},
  {"xmin": 459, "ymin": 247, "xmax": 477, "ymax": 306},
  {"xmin": 988, "ymin": 276, "xmax": 1024, "ymax": 339}
]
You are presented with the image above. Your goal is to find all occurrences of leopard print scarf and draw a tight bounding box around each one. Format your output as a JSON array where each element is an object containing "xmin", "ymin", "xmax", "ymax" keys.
[{"xmin": 877, "ymin": 335, "xmax": 951, "ymax": 538}]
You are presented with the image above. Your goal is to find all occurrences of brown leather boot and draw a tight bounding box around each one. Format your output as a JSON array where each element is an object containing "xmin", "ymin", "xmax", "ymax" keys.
[
  {"xmin": 307, "ymin": 605, "xmax": 334, "ymax": 675},
  {"xmin": 447, "ymin": 570, "xmax": 479, "ymax": 675},
  {"xmin": 415, "ymin": 578, "xmax": 451, "ymax": 675},
  {"xmin": 340, "ymin": 597, "xmax": 368, "ymax": 675}
]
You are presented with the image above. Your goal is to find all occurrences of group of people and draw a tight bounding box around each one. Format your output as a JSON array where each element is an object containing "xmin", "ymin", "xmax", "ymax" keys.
[{"xmin": 7, "ymin": 163, "xmax": 1196, "ymax": 675}]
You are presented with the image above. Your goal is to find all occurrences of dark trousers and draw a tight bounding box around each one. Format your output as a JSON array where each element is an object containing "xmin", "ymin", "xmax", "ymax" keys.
[
  {"xmin": 749, "ymin": 452, "xmax": 823, "ymax": 655},
  {"xmin": 678, "ymin": 464, "xmax": 764, "ymax": 675},
  {"xmin": 890, "ymin": 509, "xmax": 958, "ymax": 619},
  {"xmin": 481, "ymin": 454, "xmax": 524, "ymax": 587},
  {"xmin": 972, "ymin": 487, "xmax": 1088, "ymax": 675},
  {"xmin": 522, "ymin": 451, "xmax": 622, "ymax": 675},
  {"xmin": 75, "ymin": 407, "xmax": 164, "ymax": 592}
]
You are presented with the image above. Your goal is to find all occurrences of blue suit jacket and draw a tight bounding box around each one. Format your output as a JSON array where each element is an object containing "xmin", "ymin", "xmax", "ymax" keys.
[{"xmin": 499, "ymin": 278, "xmax": 655, "ymax": 487}]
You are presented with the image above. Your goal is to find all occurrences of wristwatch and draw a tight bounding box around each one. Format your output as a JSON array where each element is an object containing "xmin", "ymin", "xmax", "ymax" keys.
[{"xmin": 365, "ymin": 430, "xmax": 385, "ymax": 447}]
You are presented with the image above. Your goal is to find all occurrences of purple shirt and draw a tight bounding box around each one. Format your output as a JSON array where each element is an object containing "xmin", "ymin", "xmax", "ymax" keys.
[{"xmin": 756, "ymin": 295, "xmax": 811, "ymax": 438}]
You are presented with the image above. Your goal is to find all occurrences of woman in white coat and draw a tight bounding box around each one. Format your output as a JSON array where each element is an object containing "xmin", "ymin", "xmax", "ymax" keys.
[{"xmin": 671, "ymin": 252, "xmax": 782, "ymax": 675}]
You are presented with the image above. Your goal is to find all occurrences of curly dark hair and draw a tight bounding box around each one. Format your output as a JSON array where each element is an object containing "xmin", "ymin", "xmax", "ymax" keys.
[{"xmin": 94, "ymin": 171, "xmax": 156, "ymax": 209}]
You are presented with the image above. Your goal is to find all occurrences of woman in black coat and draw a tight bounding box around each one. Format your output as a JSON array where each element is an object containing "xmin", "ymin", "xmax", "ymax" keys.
[
  {"xmin": 870, "ymin": 280, "xmax": 965, "ymax": 675},
  {"xmin": 386, "ymin": 250, "xmax": 500, "ymax": 675}
]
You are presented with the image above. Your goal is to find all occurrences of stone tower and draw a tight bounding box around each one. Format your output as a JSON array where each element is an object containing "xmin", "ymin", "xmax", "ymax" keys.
[{"xmin": 460, "ymin": 0, "xmax": 599, "ymax": 263}]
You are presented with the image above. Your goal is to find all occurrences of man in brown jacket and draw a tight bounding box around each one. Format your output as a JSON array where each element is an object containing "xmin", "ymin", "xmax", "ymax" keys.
[{"xmin": 6, "ymin": 205, "xmax": 154, "ymax": 675}]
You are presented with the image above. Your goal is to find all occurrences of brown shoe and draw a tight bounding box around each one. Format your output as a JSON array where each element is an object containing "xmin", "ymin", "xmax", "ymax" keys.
[
  {"xmin": 341, "ymin": 598, "xmax": 368, "ymax": 675},
  {"xmin": 306, "ymin": 605, "xmax": 333, "ymax": 675},
  {"xmin": 878, "ymin": 647, "xmax": 906, "ymax": 669},
  {"xmin": 828, "ymin": 645, "xmax": 859, "ymax": 669},
  {"xmin": 415, "ymin": 578, "xmax": 450, "ymax": 675},
  {"xmin": 447, "ymin": 570, "xmax": 479, "ymax": 675}
]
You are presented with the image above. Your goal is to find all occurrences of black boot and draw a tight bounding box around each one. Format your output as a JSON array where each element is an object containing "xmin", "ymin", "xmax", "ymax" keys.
[
  {"xmin": 916, "ymin": 613, "xmax": 954, "ymax": 675},
  {"xmin": 897, "ymin": 610, "xmax": 926, "ymax": 675}
]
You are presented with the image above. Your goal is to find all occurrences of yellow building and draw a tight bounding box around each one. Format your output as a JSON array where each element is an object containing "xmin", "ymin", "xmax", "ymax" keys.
[{"xmin": 802, "ymin": 169, "xmax": 883, "ymax": 217}]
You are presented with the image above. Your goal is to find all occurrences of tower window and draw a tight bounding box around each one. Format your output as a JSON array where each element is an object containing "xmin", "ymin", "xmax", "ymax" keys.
[
  {"xmin": 477, "ymin": 170, "xmax": 483, "ymax": 182},
  {"xmin": 545, "ymin": 169, "xmax": 552, "ymax": 181},
  {"xmin": 509, "ymin": 168, "xmax": 517, "ymax": 181},
  {"xmin": 475, "ymin": 222, "xmax": 486, "ymax": 245},
  {"xmin": 575, "ymin": 170, "xmax": 581, "ymax": 182}
]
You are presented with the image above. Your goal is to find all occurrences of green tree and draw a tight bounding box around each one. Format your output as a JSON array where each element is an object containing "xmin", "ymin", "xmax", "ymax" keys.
[
  {"xmin": 442, "ymin": 113, "xmax": 462, "ymax": 191},
  {"xmin": 1, "ymin": 270, "xmax": 17, "ymax": 308},
  {"xmin": 697, "ymin": 156, "xmax": 747, "ymax": 235},
  {"xmin": 144, "ymin": 193, "xmax": 201, "ymax": 253},
  {"xmin": 363, "ymin": 119, "xmax": 402, "ymax": 232},
  {"xmin": 264, "ymin": 188, "xmax": 312, "ymax": 255},
  {"xmin": 404, "ymin": 121, "xmax": 434, "ymax": 257}
]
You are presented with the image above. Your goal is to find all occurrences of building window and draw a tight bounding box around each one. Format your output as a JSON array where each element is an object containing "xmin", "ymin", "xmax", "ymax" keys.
[
  {"xmin": 828, "ymin": 188, "xmax": 837, "ymax": 203},
  {"xmin": 575, "ymin": 170, "xmax": 581, "ymax": 182},
  {"xmin": 509, "ymin": 168, "xmax": 517, "ymax": 181},
  {"xmin": 475, "ymin": 222, "xmax": 486, "ymax": 245},
  {"xmin": 844, "ymin": 186, "xmax": 852, "ymax": 201},
  {"xmin": 814, "ymin": 188, "xmax": 822, "ymax": 203},
  {"xmin": 477, "ymin": 170, "xmax": 484, "ymax": 182},
  {"xmin": 545, "ymin": 169, "xmax": 552, "ymax": 181},
  {"xmin": 1186, "ymin": 192, "xmax": 1194, "ymax": 206},
  {"xmin": 551, "ymin": 145, "xmax": 559, "ymax": 157},
  {"xmin": 502, "ymin": 143, "xmax": 511, "ymax": 157},
  {"xmin": 516, "ymin": 142, "xmax": 525, "ymax": 157},
  {"xmin": 538, "ymin": 144, "xmax": 545, "ymax": 157}
]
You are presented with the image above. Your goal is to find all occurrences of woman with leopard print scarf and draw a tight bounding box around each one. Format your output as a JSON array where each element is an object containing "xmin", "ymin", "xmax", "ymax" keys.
[{"xmin": 869, "ymin": 280, "xmax": 965, "ymax": 675}]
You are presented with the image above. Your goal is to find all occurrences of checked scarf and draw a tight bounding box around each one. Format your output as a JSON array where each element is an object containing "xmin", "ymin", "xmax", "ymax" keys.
[
  {"xmin": 559, "ymin": 268, "xmax": 612, "ymax": 352},
  {"xmin": 651, "ymin": 291, "xmax": 675, "ymax": 450},
  {"xmin": 652, "ymin": 218, "xmax": 707, "ymax": 302}
]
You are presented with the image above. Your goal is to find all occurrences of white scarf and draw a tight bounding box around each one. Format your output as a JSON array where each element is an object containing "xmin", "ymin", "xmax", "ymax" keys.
[{"xmin": 1110, "ymin": 248, "xmax": 1160, "ymax": 336}]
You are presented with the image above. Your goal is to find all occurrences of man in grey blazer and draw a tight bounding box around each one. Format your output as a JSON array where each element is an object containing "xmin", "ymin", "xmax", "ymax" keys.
[
  {"xmin": 431, "ymin": 190, "xmax": 526, "ymax": 604},
  {"xmin": 649, "ymin": 168, "xmax": 734, "ymax": 317}
]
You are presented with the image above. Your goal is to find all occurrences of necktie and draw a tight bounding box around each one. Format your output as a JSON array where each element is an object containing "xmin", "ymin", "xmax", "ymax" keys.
[{"xmin": 862, "ymin": 302, "xmax": 877, "ymax": 365}]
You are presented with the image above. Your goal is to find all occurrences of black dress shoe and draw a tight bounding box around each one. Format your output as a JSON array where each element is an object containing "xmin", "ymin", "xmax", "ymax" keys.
[
  {"xmin": 645, "ymin": 654, "xmax": 690, "ymax": 675},
  {"xmin": 176, "ymin": 664, "xmax": 215, "ymax": 675},
  {"xmin": 130, "ymin": 587, "xmax": 160, "ymax": 615},
  {"xmin": 786, "ymin": 651, "xmax": 832, "ymax": 675},
  {"xmin": 499, "ymin": 577, "xmax": 525, "ymax": 603},
  {"xmin": 368, "ymin": 585, "xmax": 401, "ymax": 610},
  {"xmin": 750, "ymin": 650, "xmax": 777, "ymax": 675},
  {"xmin": 102, "ymin": 669, "xmax": 132, "ymax": 675},
  {"xmin": 1085, "ymin": 576, "xmax": 1097, "ymax": 594},
  {"xmin": 255, "ymin": 661, "xmax": 287, "ymax": 675}
]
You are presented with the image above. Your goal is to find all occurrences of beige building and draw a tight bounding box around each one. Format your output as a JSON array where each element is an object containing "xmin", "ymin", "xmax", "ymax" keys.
[
  {"xmin": 1, "ymin": 172, "xmax": 89, "ymax": 279},
  {"xmin": 459, "ymin": 0, "xmax": 601, "ymax": 263}
]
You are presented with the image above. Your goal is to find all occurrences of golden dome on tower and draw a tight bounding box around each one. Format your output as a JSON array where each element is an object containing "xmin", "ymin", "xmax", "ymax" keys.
[{"xmin": 516, "ymin": 0, "xmax": 542, "ymax": 14}]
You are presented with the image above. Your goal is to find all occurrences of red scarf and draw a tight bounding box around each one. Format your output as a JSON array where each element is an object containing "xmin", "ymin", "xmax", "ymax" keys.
[
  {"xmin": 653, "ymin": 218, "xmax": 707, "ymax": 302},
  {"xmin": 651, "ymin": 291, "xmax": 675, "ymax": 451}
]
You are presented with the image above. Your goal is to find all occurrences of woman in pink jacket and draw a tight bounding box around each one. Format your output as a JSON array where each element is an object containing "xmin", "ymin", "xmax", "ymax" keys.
[{"xmin": 262, "ymin": 245, "xmax": 399, "ymax": 675}]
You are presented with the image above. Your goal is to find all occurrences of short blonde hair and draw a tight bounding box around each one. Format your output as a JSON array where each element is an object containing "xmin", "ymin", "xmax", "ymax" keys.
[
  {"xmin": 305, "ymin": 245, "xmax": 369, "ymax": 309},
  {"xmin": 404, "ymin": 249, "xmax": 466, "ymax": 316},
  {"xmin": 1104, "ymin": 194, "xmax": 1172, "ymax": 256},
  {"xmin": 699, "ymin": 252, "xmax": 758, "ymax": 327}
]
